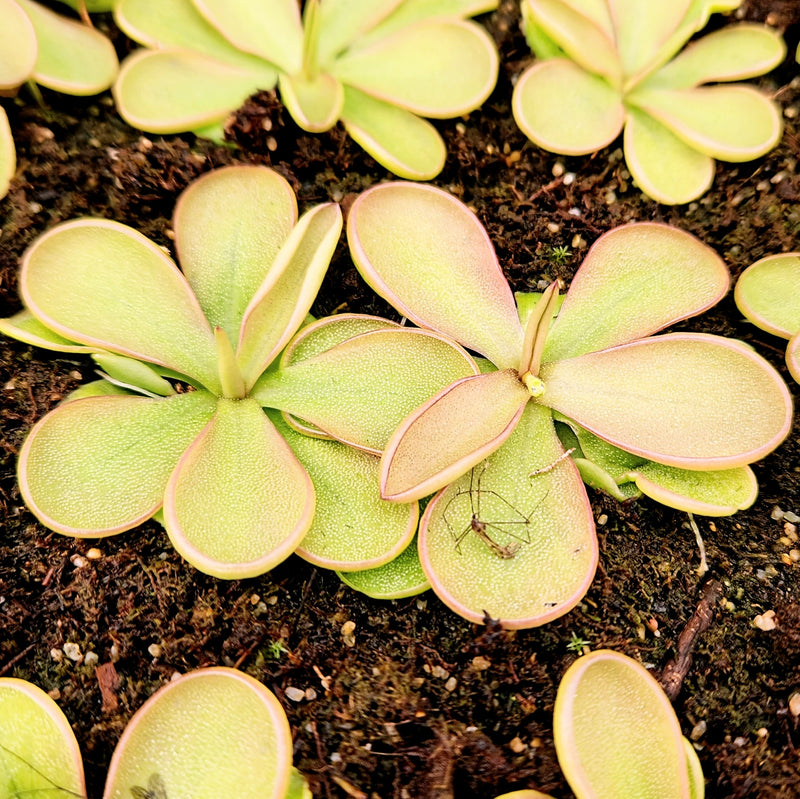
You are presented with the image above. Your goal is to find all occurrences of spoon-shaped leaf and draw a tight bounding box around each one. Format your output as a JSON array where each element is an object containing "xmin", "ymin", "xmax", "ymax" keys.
[
  {"xmin": 348, "ymin": 181, "xmax": 523, "ymax": 368},
  {"xmin": 788, "ymin": 332, "xmax": 800, "ymax": 383},
  {"xmin": 103, "ymin": 668, "xmax": 293, "ymax": 799},
  {"xmin": 539, "ymin": 333, "xmax": 793, "ymax": 470},
  {"xmin": 21, "ymin": 218, "xmax": 222, "ymax": 393},
  {"xmin": 254, "ymin": 327, "xmax": 477, "ymax": 453},
  {"xmin": 0, "ymin": 107, "xmax": 13, "ymax": 199},
  {"xmin": 317, "ymin": 0, "xmax": 402, "ymax": 65},
  {"xmin": 544, "ymin": 222, "xmax": 729, "ymax": 362},
  {"xmin": 734, "ymin": 253, "xmax": 800, "ymax": 339},
  {"xmin": 0, "ymin": 309, "xmax": 93, "ymax": 353},
  {"xmin": 279, "ymin": 72, "xmax": 344, "ymax": 131},
  {"xmin": 382, "ymin": 369, "xmax": 532, "ymax": 502},
  {"xmin": 337, "ymin": 536, "xmax": 430, "ymax": 599},
  {"xmin": 0, "ymin": 0, "xmax": 37, "ymax": 89},
  {"xmin": 554, "ymin": 650, "xmax": 692, "ymax": 799},
  {"xmin": 19, "ymin": 391, "xmax": 217, "ymax": 536},
  {"xmin": 173, "ymin": 165, "xmax": 298, "ymax": 343},
  {"xmin": 419, "ymin": 402, "xmax": 597, "ymax": 628},
  {"xmin": 0, "ymin": 678, "xmax": 85, "ymax": 799},
  {"xmin": 163, "ymin": 398, "xmax": 314, "ymax": 579}
]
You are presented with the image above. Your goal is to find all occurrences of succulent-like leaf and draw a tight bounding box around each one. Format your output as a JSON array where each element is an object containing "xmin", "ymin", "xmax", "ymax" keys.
[
  {"xmin": 317, "ymin": 0, "xmax": 403, "ymax": 65},
  {"xmin": 544, "ymin": 223, "xmax": 729, "ymax": 362},
  {"xmin": 113, "ymin": 49, "xmax": 274, "ymax": 135},
  {"xmin": 236, "ymin": 203, "xmax": 343, "ymax": 388},
  {"xmin": 0, "ymin": 678, "xmax": 86, "ymax": 799},
  {"xmin": 21, "ymin": 218, "xmax": 222, "ymax": 393},
  {"xmin": 0, "ymin": 107, "xmax": 13, "ymax": 200},
  {"xmin": 163, "ymin": 398, "xmax": 314, "ymax": 579},
  {"xmin": 348, "ymin": 181, "xmax": 523, "ymax": 368},
  {"xmin": 0, "ymin": 0, "xmax": 37, "ymax": 89},
  {"xmin": 103, "ymin": 668, "xmax": 293, "ymax": 799},
  {"xmin": 539, "ymin": 333, "xmax": 793, "ymax": 469},
  {"xmin": 381, "ymin": 370, "xmax": 531, "ymax": 502},
  {"xmin": 337, "ymin": 536, "xmax": 430, "ymax": 599},
  {"xmin": 0, "ymin": 308, "xmax": 92, "ymax": 353},
  {"xmin": 628, "ymin": 462, "xmax": 757, "ymax": 516},
  {"xmin": 278, "ymin": 72, "xmax": 344, "ymax": 131},
  {"xmin": 173, "ymin": 165, "xmax": 298, "ymax": 344},
  {"xmin": 341, "ymin": 87, "xmax": 446, "ymax": 180},
  {"xmin": 623, "ymin": 106, "xmax": 715, "ymax": 205},
  {"xmin": 419, "ymin": 402, "xmax": 597, "ymax": 628},
  {"xmin": 553, "ymin": 650, "xmax": 692, "ymax": 799},
  {"xmin": 93, "ymin": 352, "xmax": 176, "ymax": 397},
  {"xmin": 494, "ymin": 792, "xmax": 555, "ymax": 799},
  {"xmin": 18, "ymin": 391, "xmax": 217, "ymax": 536},
  {"xmin": 512, "ymin": 58, "xmax": 624, "ymax": 155},
  {"xmin": 333, "ymin": 20, "xmax": 498, "ymax": 117},
  {"xmin": 275, "ymin": 413, "xmax": 417, "ymax": 570},
  {"xmin": 629, "ymin": 85, "xmax": 782, "ymax": 161},
  {"xmin": 254, "ymin": 327, "xmax": 478, "ymax": 452},
  {"xmin": 734, "ymin": 253, "xmax": 800, "ymax": 339},
  {"xmin": 193, "ymin": 0, "xmax": 303, "ymax": 74},
  {"xmin": 16, "ymin": 0, "xmax": 118, "ymax": 94},
  {"xmin": 787, "ymin": 333, "xmax": 800, "ymax": 384}
]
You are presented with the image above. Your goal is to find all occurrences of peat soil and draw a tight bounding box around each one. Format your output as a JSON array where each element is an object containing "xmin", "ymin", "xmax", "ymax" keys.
[{"xmin": 1, "ymin": 2, "xmax": 800, "ymax": 797}]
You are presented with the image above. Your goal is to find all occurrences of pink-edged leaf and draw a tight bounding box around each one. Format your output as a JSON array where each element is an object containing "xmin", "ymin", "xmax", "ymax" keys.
[
  {"xmin": 20, "ymin": 218, "xmax": 221, "ymax": 392},
  {"xmin": 163, "ymin": 398, "xmax": 314, "ymax": 579},
  {"xmin": 18, "ymin": 391, "xmax": 217, "ymax": 536},
  {"xmin": 539, "ymin": 333, "xmax": 793, "ymax": 469},
  {"xmin": 317, "ymin": 0, "xmax": 402, "ymax": 63},
  {"xmin": 544, "ymin": 222, "xmax": 729, "ymax": 361},
  {"xmin": 0, "ymin": 309, "xmax": 94, "ymax": 353},
  {"xmin": 0, "ymin": 105, "xmax": 13, "ymax": 199},
  {"xmin": 236, "ymin": 203, "xmax": 342, "ymax": 388},
  {"xmin": 418, "ymin": 401, "xmax": 597, "ymax": 628},
  {"xmin": 279, "ymin": 71, "xmax": 344, "ymax": 132},
  {"xmin": 734, "ymin": 253, "xmax": 800, "ymax": 339},
  {"xmin": 173, "ymin": 165, "xmax": 298, "ymax": 343},
  {"xmin": 348, "ymin": 182, "xmax": 523, "ymax": 368},
  {"xmin": 254, "ymin": 327, "xmax": 478, "ymax": 453},
  {"xmin": 381, "ymin": 369, "xmax": 531, "ymax": 501},
  {"xmin": 787, "ymin": 332, "xmax": 800, "ymax": 384},
  {"xmin": 0, "ymin": 0, "xmax": 37, "ymax": 89}
]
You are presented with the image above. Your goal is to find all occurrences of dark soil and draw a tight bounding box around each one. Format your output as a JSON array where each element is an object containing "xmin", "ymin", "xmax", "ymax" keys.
[{"xmin": 1, "ymin": 2, "xmax": 800, "ymax": 797}]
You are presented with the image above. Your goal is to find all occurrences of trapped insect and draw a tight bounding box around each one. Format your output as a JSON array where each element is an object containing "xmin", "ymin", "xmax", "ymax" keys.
[{"xmin": 130, "ymin": 773, "xmax": 168, "ymax": 799}]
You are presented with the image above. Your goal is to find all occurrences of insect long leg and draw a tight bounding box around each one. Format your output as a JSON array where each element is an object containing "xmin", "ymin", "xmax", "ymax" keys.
[{"xmin": 528, "ymin": 447, "xmax": 576, "ymax": 478}]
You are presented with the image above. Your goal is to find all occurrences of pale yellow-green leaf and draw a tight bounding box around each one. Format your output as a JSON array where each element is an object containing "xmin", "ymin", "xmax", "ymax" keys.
[
  {"xmin": 685, "ymin": 737, "xmax": 706, "ymax": 799},
  {"xmin": 103, "ymin": 668, "xmax": 293, "ymax": 799},
  {"xmin": 494, "ymin": 791, "xmax": 555, "ymax": 799},
  {"xmin": 163, "ymin": 398, "xmax": 314, "ymax": 579},
  {"xmin": 317, "ymin": 0, "xmax": 402, "ymax": 65},
  {"xmin": 554, "ymin": 650, "xmax": 692, "ymax": 799},
  {"xmin": 279, "ymin": 71, "xmax": 344, "ymax": 132},
  {"xmin": 0, "ymin": 106, "xmax": 13, "ymax": 199},
  {"xmin": 0, "ymin": 308, "xmax": 93, "ymax": 353},
  {"xmin": 18, "ymin": 391, "xmax": 216, "ymax": 536},
  {"xmin": 735, "ymin": 253, "xmax": 800, "ymax": 339},
  {"xmin": 419, "ymin": 402, "xmax": 597, "ymax": 628},
  {"xmin": 0, "ymin": 0, "xmax": 37, "ymax": 88},
  {"xmin": 0, "ymin": 678, "xmax": 85, "ymax": 799},
  {"xmin": 787, "ymin": 332, "xmax": 799, "ymax": 384},
  {"xmin": 512, "ymin": 59, "xmax": 624, "ymax": 155},
  {"xmin": 337, "ymin": 537, "xmax": 430, "ymax": 599}
]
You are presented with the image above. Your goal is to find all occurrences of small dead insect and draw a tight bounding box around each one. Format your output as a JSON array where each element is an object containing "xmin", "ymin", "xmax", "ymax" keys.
[
  {"xmin": 443, "ymin": 462, "xmax": 541, "ymax": 559},
  {"xmin": 130, "ymin": 773, "xmax": 168, "ymax": 799}
]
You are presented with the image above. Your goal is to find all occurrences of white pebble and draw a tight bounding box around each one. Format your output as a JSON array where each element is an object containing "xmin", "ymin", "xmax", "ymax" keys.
[
  {"xmin": 753, "ymin": 610, "xmax": 777, "ymax": 631},
  {"xmin": 63, "ymin": 642, "xmax": 82, "ymax": 662},
  {"xmin": 285, "ymin": 686, "xmax": 305, "ymax": 702},
  {"xmin": 84, "ymin": 651, "xmax": 99, "ymax": 667}
]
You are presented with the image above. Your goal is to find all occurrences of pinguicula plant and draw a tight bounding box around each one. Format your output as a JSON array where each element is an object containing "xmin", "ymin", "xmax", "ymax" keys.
[
  {"xmin": 112, "ymin": 0, "xmax": 499, "ymax": 180},
  {"xmin": 0, "ymin": 0, "xmax": 118, "ymax": 198},
  {"xmin": 494, "ymin": 650, "xmax": 705, "ymax": 799},
  {"xmin": 512, "ymin": 0, "xmax": 786, "ymax": 204},
  {"xmin": 0, "ymin": 165, "xmax": 476, "ymax": 578},
  {"xmin": 271, "ymin": 181, "xmax": 792, "ymax": 629},
  {"xmin": 735, "ymin": 253, "xmax": 800, "ymax": 384},
  {"xmin": 1, "ymin": 668, "xmax": 311, "ymax": 798}
]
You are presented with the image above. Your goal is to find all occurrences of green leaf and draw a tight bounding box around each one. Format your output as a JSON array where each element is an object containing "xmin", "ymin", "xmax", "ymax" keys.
[
  {"xmin": 340, "ymin": 86, "xmax": 447, "ymax": 179},
  {"xmin": 279, "ymin": 72, "xmax": 344, "ymax": 131},
  {"xmin": 629, "ymin": 85, "xmax": 782, "ymax": 161},
  {"xmin": 193, "ymin": 0, "xmax": 303, "ymax": 73},
  {"xmin": 544, "ymin": 223, "xmax": 729, "ymax": 361},
  {"xmin": 236, "ymin": 203, "xmax": 343, "ymax": 388},
  {"xmin": 334, "ymin": 20, "xmax": 497, "ymax": 117},
  {"xmin": 173, "ymin": 165, "xmax": 298, "ymax": 344},
  {"xmin": 21, "ymin": 218, "xmax": 222, "ymax": 393},
  {"xmin": 317, "ymin": 0, "xmax": 402, "ymax": 65},
  {"xmin": 629, "ymin": 462, "xmax": 757, "ymax": 516},
  {"xmin": 381, "ymin": 369, "xmax": 531, "ymax": 501},
  {"xmin": 419, "ymin": 401, "xmax": 597, "ymax": 627},
  {"xmin": 512, "ymin": 59, "xmax": 624, "ymax": 155},
  {"xmin": 92, "ymin": 352, "xmax": 176, "ymax": 396},
  {"xmin": 0, "ymin": 308, "xmax": 93, "ymax": 353},
  {"xmin": 348, "ymin": 181, "xmax": 523, "ymax": 368},
  {"xmin": 163, "ymin": 398, "xmax": 314, "ymax": 579},
  {"xmin": 65, "ymin": 379, "xmax": 132, "ymax": 401},
  {"xmin": 735, "ymin": 253, "xmax": 800, "ymax": 339},
  {"xmin": 104, "ymin": 668, "xmax": 293, "ymax": 799},
  {"xmin": 0, "ymin": 678, "xmax": 85, "ymax": 798},
  {"xmin": 787, "ymin": 332, "xmax": 800, "ymax": 384},
  {"xmin": 0, "ymin": 0, "xmax": 37, "ymax": 89},
  {"xmin": 0, "ymin": 106, "xmax": 13, "ymax": 200},
  {"xmin": 18, "ymin": 390, "xmax": 217, "ymax": 535},
  {"xmin": 554, "ymin": 650, "xmax": 693, "ymax": 799},
  {"xmin": 16, "ymin": 0, "xmax": 117, "ymax": 94},
  {"xmin": 648, "ymin": 24, "xmax": 786, "ymax": 89},
  {"xmin": 275, "ymin": 412, "xmax": 418, "ymax": 571},
  {"xmin": 114, "ymin": 49, "xmax": 274, "ymax": 135},
  {"xmin": 254, "ymin": 327, "xmax": 478, "ymax": 452},
  {"xmin": 337, "ymin": 536, "xmax": 430, "ymax": 599},
  {"xmin": 622, "ymin": 106, "xmax": 714, "ymax": 204},
  {"xmin": 539, "ymin": 333, "xmax": 793, "ymax": 469}
]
